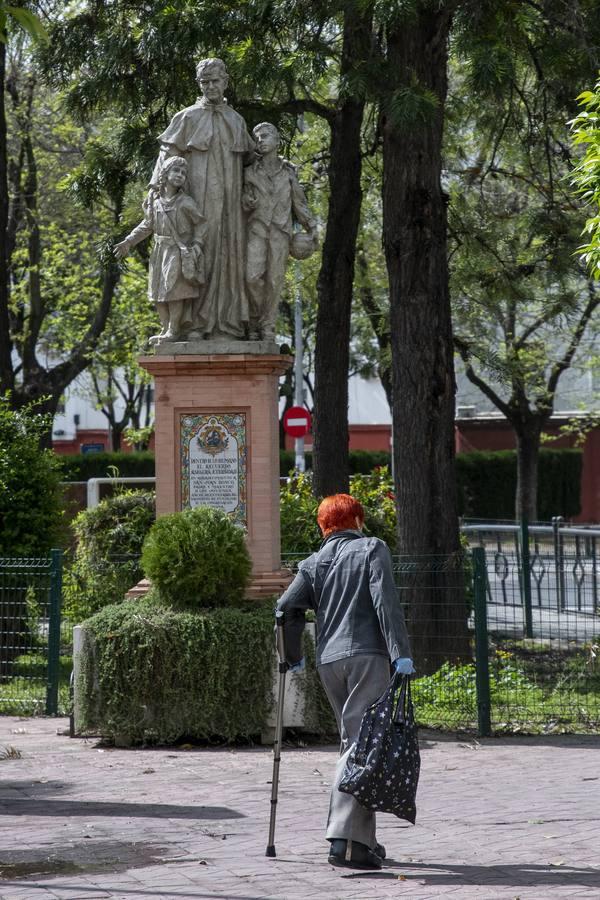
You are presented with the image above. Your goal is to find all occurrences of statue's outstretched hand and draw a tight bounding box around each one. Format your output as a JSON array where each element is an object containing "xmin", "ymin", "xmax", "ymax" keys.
[{"xmin": 114, "ymin": 239, "xmax": 131, "ymax": 259}]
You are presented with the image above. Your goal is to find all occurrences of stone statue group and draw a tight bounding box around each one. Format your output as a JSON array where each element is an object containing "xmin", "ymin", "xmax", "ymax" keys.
[{"xmin": 115, "ymin": 58, "xmax": 317, "ymax": 346}]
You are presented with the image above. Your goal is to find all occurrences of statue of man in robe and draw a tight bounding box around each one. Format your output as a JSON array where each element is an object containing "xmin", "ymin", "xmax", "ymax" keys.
[{"xmin": 151, "ymin": 58, "xmax": 255, "ymax": 340}]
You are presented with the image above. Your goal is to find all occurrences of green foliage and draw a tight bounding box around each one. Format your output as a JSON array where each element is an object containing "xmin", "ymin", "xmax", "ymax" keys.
[
  {"xmin": 78, "ymin": 600, "xmax": 275, "ymax": 743},
  {"xmin": 456, "ymin": 448, "xmax": 582, "ymax": 520},
  {"xmin": 280, "ymin": 471, "xmax": 320, "ymax": 555},
  {"xmin": 0, "ymin": 398, "xmax": 63, "ymax": 557},
  {"xmin": 280, "ymin": 467, "xmax": 397, "ymax": 555},
  {"xmin": 58, "ymin": 450, "xmax": 155, "ymax": 481},
  {"xmin": 0, "ymin": 676, "xmax": 70, "ymax": 716},
  {"xmin": 11, "ymin": 652, "xmax": 72, "ymax": 682},
  {"xmin": 346, "ymin": 467, "xmax": 397, "ymax": 548},
  {"xmin": 571, "ymin": 79, "xmax": 600, "ymax": 279},
  {"xmin": 447, "ymin": 30, "xmax": 600, "ymax": 519},
  {"xmin": 386, "ymin": 80, "xmax": 440, "ymax": 128},
  {"xmin": 279, "ymin": 450, "xmax": 392, "ymax": 477},
  {"xmin": 280, "ymin": 450, "xmax": 581, "ymax": 556},
  {"xmin": 2, "ymin": 62, "xmax": 128, "ymax": 421},
  {"xmin": 412, "ymin": 640, "xmax": 600, "ymax": 733},
  {"xmin": 412, "ymin": 656, "xmax": 546, "ymax": 729},
  {"xmin": 0, "ymin": 4, "xmax": 48, "ymax": 44},
  {"xmin": 141, "ymin": 507, "xmax": 251, "ymax": 610},
  {"xmin": 63, "ymin": 491, "xmax": 155, "ymax": 622}
]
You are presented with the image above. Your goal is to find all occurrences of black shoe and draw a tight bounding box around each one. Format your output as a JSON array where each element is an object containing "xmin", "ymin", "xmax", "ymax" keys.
[
  {"xmin": 328, "ymin": 839, "xmax": 383, "ymax": 870},
  {"xmin": 374, "ymin": 842, "xmax": 386, "ymax": 859}
]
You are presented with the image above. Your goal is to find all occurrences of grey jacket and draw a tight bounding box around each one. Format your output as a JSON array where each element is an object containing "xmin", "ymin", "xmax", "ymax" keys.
[{"xmin": 276, "ymin": 530, "xmax": 411, "ymax": 668}]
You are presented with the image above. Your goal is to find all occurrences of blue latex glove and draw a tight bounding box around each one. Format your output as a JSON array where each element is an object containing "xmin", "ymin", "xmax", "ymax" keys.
[
  {"xmin": 393, "ymin": 657, "xmax": 415, "ymax": 675},
  {"xmin": 289, "ymin": 658, "xmax": 305, "ymax": 674}
]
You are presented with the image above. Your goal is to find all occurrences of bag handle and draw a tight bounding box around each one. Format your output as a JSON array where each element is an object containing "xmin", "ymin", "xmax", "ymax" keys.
[{"xmin": 392, "ymin": 673, "xmax": 414, "ymax": 725}]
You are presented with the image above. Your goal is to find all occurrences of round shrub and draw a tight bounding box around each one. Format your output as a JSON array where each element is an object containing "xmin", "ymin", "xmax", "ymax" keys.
[
  {"xmin": 63, "ymin": 491, "xmax": 155, "ymax": 622},
  {"xmin": 141, "ymin": 506, "xmax": 251, "ymax": 609}
]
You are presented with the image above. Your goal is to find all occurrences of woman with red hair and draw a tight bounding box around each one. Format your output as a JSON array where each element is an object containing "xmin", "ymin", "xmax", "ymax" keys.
[{"xmin": 276, "ymin": 493, "xmax": 413, "ymax": 870}]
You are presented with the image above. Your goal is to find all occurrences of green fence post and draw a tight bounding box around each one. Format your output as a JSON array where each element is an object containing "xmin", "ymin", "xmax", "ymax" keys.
[
  {"xmin": 520, "ymin": 517, "xmax": 534, "ymax": 639},
  {"xmin": 46, "ymin": 549, "xmax": 63, "ymax": 716},
  {"xmin": 472, "ymin": 547, "xmax": 491, "ymax": 737}
]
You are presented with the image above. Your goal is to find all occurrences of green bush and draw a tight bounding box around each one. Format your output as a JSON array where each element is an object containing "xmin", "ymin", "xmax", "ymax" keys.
[
  {"xmin": 141, "ymin": 506, "xmax": 251, "ymax": 610},
  {"xmin": 0, "ymin": 397, "xmax": 63, "ymax": 557},
  {"xmin": 279, "ymin": 449, "xmax": 391, "ymax": 477},
  {"xmin": 280, "ymin": 446, "xmax": 581, "ymax": 521},
  {"xmin": 78, "ymin": 599, "xmax": 275, "ymax": 743},
  {"xmin": 57, "ymin": 450, "xmax": 155, "ymax": 481},
  {"xmin": 63, "ymin": 491, "xmax": 155, "ymax": 622},
  {"xmin": 456, "ymin": 448, "xmax": 582, "ymax": 520},
  {"xmin": 280, "ymin": 467, "xmax": 397, "ymax": 555}
]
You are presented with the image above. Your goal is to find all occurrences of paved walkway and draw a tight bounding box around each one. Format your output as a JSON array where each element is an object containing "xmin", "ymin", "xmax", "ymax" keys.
[{"xmin": 0, "ymin": 717, "xmax": 599, "ymax": 899}]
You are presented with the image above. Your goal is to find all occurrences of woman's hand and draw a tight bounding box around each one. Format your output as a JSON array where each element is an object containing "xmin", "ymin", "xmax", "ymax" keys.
[{"xmin": 393, "ymin": 657, "xmax": 415, "ymax": 675}]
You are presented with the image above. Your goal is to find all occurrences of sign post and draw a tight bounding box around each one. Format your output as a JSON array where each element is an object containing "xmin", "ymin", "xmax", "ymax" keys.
[
  {"xmin": 293, "ymin": 272, "xmax": 307, "ymax": 472},
  {"xmin": 283, "ymin": 405, "xmax": 312, "ymax": 473}
]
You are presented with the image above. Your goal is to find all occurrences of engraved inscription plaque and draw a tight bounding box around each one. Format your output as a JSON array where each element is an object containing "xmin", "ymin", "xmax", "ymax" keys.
[{"xmin": 180, "ymin": 413, "xmax": 247, "ymax": 526}]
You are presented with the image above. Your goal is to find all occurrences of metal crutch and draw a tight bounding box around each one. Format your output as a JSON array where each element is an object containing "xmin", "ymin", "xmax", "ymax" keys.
[{"xmin": 266, "ymin": 614, "xmax": 288, "ymax": 857}]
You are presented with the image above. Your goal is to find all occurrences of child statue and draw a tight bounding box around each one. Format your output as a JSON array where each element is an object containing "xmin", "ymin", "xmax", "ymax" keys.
[
  {"xmin": 114, "ymin": 156, "xmax": 206, "ymax": 343},
  {"xmin": 242, "ymin": 122, "xmax": 317, "ymax": 341}
]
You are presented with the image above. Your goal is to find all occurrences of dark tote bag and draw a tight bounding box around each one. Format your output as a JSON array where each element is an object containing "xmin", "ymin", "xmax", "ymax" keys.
[{"xmin": 338, "ymin": 671, "xmax": 420, "ymax": 823}]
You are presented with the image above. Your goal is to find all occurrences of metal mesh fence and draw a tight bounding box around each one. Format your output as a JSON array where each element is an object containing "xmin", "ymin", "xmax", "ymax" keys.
[
  {"xmin": 283, "ymin": 546, "xmax": 600, "ymax": 735},
  {"xmin": 0, "ymin": 553, "xmax": 67, "ymax": 716},
  {"xmin": 392, "ymin": 553, "xmax": 477, "ymax": 731},
  {"xmin": 476, "ymin": 546, "xmax": 600, "ymax": 733}
]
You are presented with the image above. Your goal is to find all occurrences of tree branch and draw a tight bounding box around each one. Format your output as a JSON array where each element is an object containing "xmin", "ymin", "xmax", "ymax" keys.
[
  {"xmin": 546, "ymin": 281, "xmax": 600, "ymax": 396},
  {"xmin": 454, "ymin": 335, "xmax": 513, "ymax": 419}
]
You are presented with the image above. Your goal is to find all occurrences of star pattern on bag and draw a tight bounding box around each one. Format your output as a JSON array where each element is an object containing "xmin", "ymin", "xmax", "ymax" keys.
[{"xmin": 338, "ymin": 674, "xmax": 420, "ymax": 824}]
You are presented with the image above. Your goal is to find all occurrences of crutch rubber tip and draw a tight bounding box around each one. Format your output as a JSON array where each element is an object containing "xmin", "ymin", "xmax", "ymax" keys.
[{"xmin": 266, "ymin": 845, "xmax": 276, "ymax": 857}]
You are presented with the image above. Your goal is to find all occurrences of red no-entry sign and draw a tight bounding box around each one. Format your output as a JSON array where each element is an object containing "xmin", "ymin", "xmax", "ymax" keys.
[{"xmin": 283, "ymin": 406, "xmax": 312, "ymax": 437}]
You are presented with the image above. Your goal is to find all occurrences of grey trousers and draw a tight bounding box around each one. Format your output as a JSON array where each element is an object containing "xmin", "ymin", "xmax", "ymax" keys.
[{"xmin": 318, "ymin": 654, "xmax": 391, "ymax": 849}]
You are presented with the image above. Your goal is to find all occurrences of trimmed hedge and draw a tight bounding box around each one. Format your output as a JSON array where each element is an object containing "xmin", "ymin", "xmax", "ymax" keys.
[
  {"xmin": 57, "ymin": 450, "xmax": 155, "ymax": 481},
  {"xmin": 281, "ymin": 448, "xmax": 581, "ymax": 521},
  {"xmin": 456, "ymin": 448, "xmax": 582, "ymax": 520},
  {"xmin": 58, "ymin": 446, "xmax": 582, "ymax": 522},
  {"xmin": 279, "ymin": 449, "xmax": 391, "ymax": 476},
  {"xmin": 78, "ymin": 600, "xmax": 275, "ymax": 743}
]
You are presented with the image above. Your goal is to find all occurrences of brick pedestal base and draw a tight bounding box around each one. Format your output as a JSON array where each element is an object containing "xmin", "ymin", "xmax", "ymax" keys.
[{"xmin": 137, "ymin": 352, "xmax": 294, "ymax": 599}]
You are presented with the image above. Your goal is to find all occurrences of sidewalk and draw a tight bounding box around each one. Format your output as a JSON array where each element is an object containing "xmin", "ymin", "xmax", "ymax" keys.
[{"xmin": 0, "ymin": 717, "xmax": 599, "ymax": 900}]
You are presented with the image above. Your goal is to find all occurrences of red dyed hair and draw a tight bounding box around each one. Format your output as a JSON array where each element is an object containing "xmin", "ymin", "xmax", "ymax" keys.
[{"xmin": 317, "ymin": 494, "xmax": 365, "ymax": 537}]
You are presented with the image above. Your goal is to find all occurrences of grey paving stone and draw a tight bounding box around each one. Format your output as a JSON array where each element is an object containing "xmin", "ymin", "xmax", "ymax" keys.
[{"xmin": 0, "ymin": 719, "xmax": 599, "ymax": 898}]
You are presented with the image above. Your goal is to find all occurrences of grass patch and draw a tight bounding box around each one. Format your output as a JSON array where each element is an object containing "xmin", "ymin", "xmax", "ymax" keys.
[
  {"xmin": 0, "ymin": 652, "xmax": 72, "ymax": 716},
  {"xmin": 412, "ymin": 635, "xmax": 600, "ymax": 734}
]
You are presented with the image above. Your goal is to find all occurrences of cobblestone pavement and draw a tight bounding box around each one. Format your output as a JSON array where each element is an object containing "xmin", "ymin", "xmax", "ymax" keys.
[{"xmin": 0, "ymin": 717, "xmax": 599, "ymax": 900}]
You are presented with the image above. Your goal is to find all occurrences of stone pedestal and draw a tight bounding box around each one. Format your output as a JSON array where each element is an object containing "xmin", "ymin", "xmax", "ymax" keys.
[{"xmin": 138, "ymin": 350, "xmax": 293, "ymax": 598}]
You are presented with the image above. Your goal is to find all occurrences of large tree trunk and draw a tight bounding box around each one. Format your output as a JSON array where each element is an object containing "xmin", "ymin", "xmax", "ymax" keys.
[
  {"xmin": 515, "ymin": 423, "xmax": 542, "ymax": 522},
  {"xmin": 382, "ymin": 5, "xmax": 468, "ymax": 670},
  {"xmin": 312, "ymin": 5, "xmax": 373, "ymax": 498},
  {"xmin": 0, "ymin": 41, "xmax": 14, "ymax": 395}
]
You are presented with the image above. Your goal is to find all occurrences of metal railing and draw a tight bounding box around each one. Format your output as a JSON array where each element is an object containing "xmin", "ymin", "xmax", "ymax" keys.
[
  {"xmin": 471, "ymin": 546, "xmax": 600, "ymax": 735},
  {"xmin": 0, "ymin": 551, "xmax": 65, "ymax": 715},
  {"xmin": 463, "ymin": 519, "xmax": 600, "ymax": 618},
  {"xmin": 86, "ymin": 476, "xmax": 156, "ymax": 508}
]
